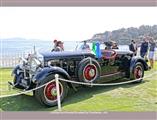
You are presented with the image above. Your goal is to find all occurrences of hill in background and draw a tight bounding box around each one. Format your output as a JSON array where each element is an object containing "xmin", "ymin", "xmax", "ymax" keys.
[{"xmin": 88, "ymin": 25, "xmax": 157, "ymax": 45}]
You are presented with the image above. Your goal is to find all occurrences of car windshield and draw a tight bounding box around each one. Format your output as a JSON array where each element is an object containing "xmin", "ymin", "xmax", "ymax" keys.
[{"xmin": 75, "ymin": 41, "xmax": 106, "ymax": 51}]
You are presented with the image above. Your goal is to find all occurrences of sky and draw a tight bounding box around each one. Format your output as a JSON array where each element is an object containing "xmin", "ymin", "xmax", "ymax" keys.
[{"xmin": 0, "ymin": 7, "xmax": 157, "ymax": 41}]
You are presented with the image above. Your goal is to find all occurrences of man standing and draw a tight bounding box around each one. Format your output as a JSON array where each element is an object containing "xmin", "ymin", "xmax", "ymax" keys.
[
  {"xmin": 129, "ymin": 40, "xmax": 137, "ymax": 56},
  {"xmin": 81, "ymin": 41, "xmax": 90, "ymax": 50},
  {"xmin": 140, "ymin": 37, "xmax": 149, "ymax": 59},
  {"xmin": 148, "ymin": 37, "xmax": 156, "ymax": 69},
  {"xmin": 111, "ymin": 41, "xmax": 119, "ymax": 49}
]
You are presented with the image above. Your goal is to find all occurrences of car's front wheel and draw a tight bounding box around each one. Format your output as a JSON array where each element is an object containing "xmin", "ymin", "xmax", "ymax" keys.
[{"xmin": 35, "ymin": 75, "xmax": 69, "ymax": 107}]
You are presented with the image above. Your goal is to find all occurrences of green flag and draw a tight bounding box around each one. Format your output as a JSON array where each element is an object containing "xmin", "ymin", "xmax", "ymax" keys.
[{"xmin": 92, "ymin": 42, "xmax": 96, "ymax": 55}]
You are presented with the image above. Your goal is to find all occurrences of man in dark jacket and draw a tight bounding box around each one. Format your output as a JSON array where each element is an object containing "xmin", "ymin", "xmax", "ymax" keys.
[
  {"xmin": 140, "ymin": 37, "xmax": 149, "ymax": 58},
  {"xmin": 148, "ymin": 37, "xmax": 156, "ymax": 69},
  {"xmin": 129, "ymin": 40, "xmax": 137, "ymax": 56}
]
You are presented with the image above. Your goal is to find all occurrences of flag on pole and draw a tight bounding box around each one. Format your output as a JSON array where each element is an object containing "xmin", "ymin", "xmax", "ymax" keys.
[
  {"xmin": 92, "ymin": 42, "xmax": 96, "ymax": 55},
  {"xmin": 92, "ymin": 42, "xmax": 102, "ymax": 58}
]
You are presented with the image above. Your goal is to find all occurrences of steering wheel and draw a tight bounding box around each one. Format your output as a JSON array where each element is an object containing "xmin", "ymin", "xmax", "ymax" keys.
[{"xmin": 102, "ymin": 49, "xmax": 117, "ymax": 60}]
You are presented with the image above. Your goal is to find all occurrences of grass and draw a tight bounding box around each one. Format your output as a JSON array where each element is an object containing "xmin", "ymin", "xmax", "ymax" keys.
[{"xmin": 0, "ymin": 62, "xmax": 157, "ymax": 111}]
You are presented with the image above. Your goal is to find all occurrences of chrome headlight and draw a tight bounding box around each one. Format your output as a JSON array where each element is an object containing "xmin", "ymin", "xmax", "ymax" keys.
[
  {"xmin": 37, "ymin": 53, "xmax": 44, "ymax": 65},
  {"xmin": 19, "ymin": 57, "xmax": 28, "ymax": 69},
  {"xmin": 31, "ymin": 58, "xmax": 41, "ymax": 72}
]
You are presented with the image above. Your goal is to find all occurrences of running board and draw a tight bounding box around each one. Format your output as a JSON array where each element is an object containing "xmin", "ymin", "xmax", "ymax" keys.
[
  {"xmin": 100, "ymin": 72, "xmax": 125, "ymax": 78},
  {"xmin": 99, "ymin": 72, "xmax": 126, "ymax": 83}
]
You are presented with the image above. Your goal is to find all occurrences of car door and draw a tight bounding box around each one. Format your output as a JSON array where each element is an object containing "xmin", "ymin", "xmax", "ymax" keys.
[{"xmin": 97, "ymin": 49, "xmax": 122, "ymax": 83}]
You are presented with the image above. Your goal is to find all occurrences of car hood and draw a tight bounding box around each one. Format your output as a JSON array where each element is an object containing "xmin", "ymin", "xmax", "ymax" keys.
[{"xmin": 40, "ymin": 50, "xmax": 95, "ymax": 61}]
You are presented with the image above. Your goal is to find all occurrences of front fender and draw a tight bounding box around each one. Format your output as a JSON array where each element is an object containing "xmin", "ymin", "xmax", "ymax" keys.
[
  {"xmin": 12, "ymin": 65, "xmax": 23, "ymax": 76},
  {"xmin": 32, "ymin": 66, "xmax": 70, "ymax": 84},
  {"xmin": 130, "ymin": 56, "xmax": 148, "ymax": 78}
]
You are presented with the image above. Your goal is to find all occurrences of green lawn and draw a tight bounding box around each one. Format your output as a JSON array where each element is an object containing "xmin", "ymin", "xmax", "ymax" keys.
[{"xmin": 0, "ymin": 62, "xmax": 157, "ymax": 111}]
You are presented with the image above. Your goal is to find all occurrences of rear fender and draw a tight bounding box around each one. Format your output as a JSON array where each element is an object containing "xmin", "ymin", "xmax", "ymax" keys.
[{"xmin": 130, "ymin": 56, "xmax": 148, "ymax": 78}]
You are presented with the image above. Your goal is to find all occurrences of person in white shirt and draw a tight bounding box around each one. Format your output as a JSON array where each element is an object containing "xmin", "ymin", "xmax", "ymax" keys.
[{"xmin": 81, "ymin": 41, "xmax": 90, "ymax": 50}]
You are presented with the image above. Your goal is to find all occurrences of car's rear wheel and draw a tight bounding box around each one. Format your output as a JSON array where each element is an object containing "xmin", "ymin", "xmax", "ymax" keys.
[
  {"xmin": 35, "ymin": 74, "xmax": 69, "ymax": 107},
  {"xmin": 131, "ymin": 62, "xmax": 144, "ymax": 83}
]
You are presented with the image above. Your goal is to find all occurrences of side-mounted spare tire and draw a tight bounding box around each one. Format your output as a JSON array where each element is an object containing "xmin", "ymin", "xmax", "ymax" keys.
[
  {"xmin": 34, "ymin": 74, "xmax": 69, "ymax": 107},
  {"xmin": 78, "ymin": 57, "xmax": 101, "ymax": 83}
]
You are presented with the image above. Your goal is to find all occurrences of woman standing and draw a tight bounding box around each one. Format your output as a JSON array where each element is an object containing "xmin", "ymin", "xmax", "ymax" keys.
[{"xmin": 54, "ymin": 41, "xmax": 64, "ymax": 52}]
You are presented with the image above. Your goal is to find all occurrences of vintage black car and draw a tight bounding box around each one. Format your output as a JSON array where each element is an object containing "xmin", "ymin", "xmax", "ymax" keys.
[{"xmin": 11, "ymin": 42, "xmax": 148, "ymax": 107}]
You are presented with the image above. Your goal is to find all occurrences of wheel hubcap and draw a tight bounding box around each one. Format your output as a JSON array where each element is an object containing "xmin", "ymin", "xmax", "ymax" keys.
[
  {"xmin": 51, "ymin": 88, "xmax": 57, "ymax": 96},
  {"xmin": 84, "ymin": 64, "xmax": 96, "ymax": 81},
  {"xmin": 134, "ymin": 66, "xmax": 142, "ymax": 79},
  {"xmin": 44, "ymin": 81, "xmax": 62, "ymax": 101}
]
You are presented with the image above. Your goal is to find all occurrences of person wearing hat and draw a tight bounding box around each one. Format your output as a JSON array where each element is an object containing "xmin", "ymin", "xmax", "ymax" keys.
[
  {"xmin": 111, "ymin": 41, "xmax": 119, "ymax": 49},
  {"xmin": 51, "ymin": 39, "xmax": 58, "ymax": 52}
]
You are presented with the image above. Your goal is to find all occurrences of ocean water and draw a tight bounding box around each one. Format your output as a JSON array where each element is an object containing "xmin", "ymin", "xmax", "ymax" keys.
[
  {"xmin": 1, "ymin": 39, "xmax": 157, "ymax": 56},
  {"xmin": 1, "ymin": 40, "xmax": 78, "ymax": 56},
  {"xmin": 1, "ymin": 40, "xmax": 131, "ymax": 55}
]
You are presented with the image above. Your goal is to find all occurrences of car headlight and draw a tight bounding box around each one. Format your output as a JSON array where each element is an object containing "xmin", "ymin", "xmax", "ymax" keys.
[
  {"xmin": 31, "ymin": 60, "xmax": 37, "ymax": 71},
  {"xmin": 31, "ymin": 58, "xmax": 41, "ymax": 72},
  {"xmin": 37, "ymin": 53, "xmax": 44, "ymax": 65},
  {"xmin": 19, "ymin": 57, "xmax": 28, "ymax": 69}
]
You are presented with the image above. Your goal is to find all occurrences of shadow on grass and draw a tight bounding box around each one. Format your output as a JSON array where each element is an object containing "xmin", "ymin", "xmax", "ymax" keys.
[
  {"xmin": 0, "ymin": 94, "xmax": 58, "ymax": 111},
  {"xmin": 0, "ymin": 80, "xmax": 147, "ymax": 111},
  {"xmin": 61, "ymin": 80, "xmax": 148, "ymax": 108}
]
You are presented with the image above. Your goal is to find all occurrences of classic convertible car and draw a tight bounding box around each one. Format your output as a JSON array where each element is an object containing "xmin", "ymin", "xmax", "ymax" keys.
[{"xmin": 10, "ymin": 42, "xmax": 148, "ymax": 107}]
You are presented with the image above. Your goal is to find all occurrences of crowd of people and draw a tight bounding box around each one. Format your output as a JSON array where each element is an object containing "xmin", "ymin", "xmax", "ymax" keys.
[
  {"xmin": 129, "ymin": 36, "xmax": 156, "ymax": 69},
  {"xmin": 51, "ymin": 36, "xmax": 156, "ymax": 69}
]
